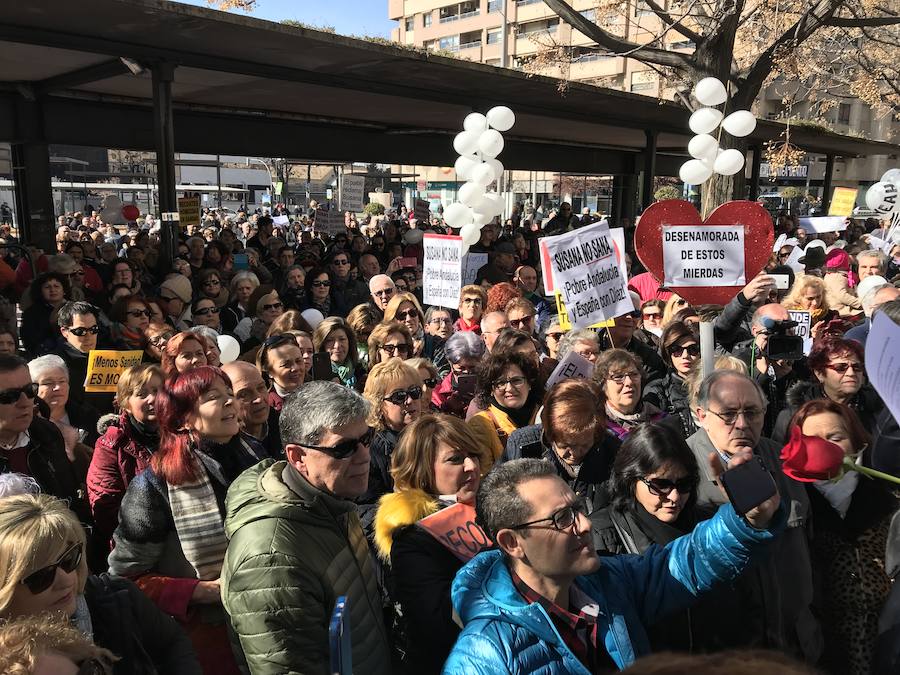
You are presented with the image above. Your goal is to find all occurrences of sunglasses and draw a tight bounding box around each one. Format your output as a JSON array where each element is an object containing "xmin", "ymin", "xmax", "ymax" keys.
[
  {"xmin": 383, "ymin": 385, "xmax": 424, "ymax": 405},
  {"xmin": 381, "ymin": 343, "xmax": 409, "ymax": 356},
  {"xmin": 0, "ymin": 382, "xmax": 39, "ymax": 405},
  {"xmin": 423, "ymin": 377, "xmax": 440, "ymax": 388},
  {"xmin": 642, "ymin": 312, "xmax": 662, "ymax": 320},
  {"xmin": 311, "ymin": 280, "xmax": 331, "ymax": 288},
  {"xmin": 148, "ymin": 334, "xmax": 173, "ymax": 348},
  {"xmin": 509, "ymin": 316, "xmax": 534, "ymax": 329},
  {"xmin": 461, "ymin": 297, "xmax": 483, "ymax": 306},
  {"xmin": 126, "ymin": 309, "xmax": 152, "ymax": 318},
  {"xmin": 395, "ymin": 309, "xmax": 418, "ymax": 321},
  {"xmin": 332, "ymin": 259, "xmax": 349, "ymax": 266},
  {"xmin": 295, "ymin": 427, "xmax": 374, "ymax": 459},
  {"xmin": 193, "ymin": 306, "xmax": 220, "ymax": 316},
  {"xmin": 202, "ymin": 279, "xmax": 221, "ymax": 286},
  {"xmin": 672, "ymin": 344, "xmax": 700, "ymax": 358},
  {"xmin": 546, "ymin": 332, "xmax": 564, "ymax": 341},
  {"xmin": 826, "ymin": 362, "xmax": 864, "ymax": 374},
  {"xmin": 640, "ymin": 476, "xmax": 696, "ymax": 498},
  {"xmin": 66, "ymin": 325, "xmax": 100, "ymax": 337},
  {"xmin": 263, "ymin": 301, "xmax": 284, "ymax": 311},
  {"xmin": 21, "ymin": 542, "xmax": 82, "ymax": 594}
]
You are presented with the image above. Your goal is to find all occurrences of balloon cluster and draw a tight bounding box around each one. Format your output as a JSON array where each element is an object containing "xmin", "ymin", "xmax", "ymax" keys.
[
  {"xmin": 100, "ymin": 195, "xmax": 141, "ymax": 224},
  {"xmin": 443, "ymin": 106, "xmax": 516, "ymax": 255},
  {"xmin": 865, "ymin": 169, "xmax": 900, "ymax": 217},
  {"xmin": 679, "ymin": 77, "xmax": 757, "ymax": 185}
]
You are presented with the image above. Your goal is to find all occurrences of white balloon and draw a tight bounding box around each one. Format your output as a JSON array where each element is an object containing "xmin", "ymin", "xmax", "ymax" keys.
[
  {"xmin": 458, "ymin": 181, "xmax": 486, "ymax": 207},
  {"xmin": 476, "ymin": 193, "xmax": 504, "ymax": 218},
  {"xmin": 477, "ymin": 129, "xmax": 505, "ymax": 158},
  {"xmin": 679, "ymin": 159, "xmax": 713, "ymax": 185},
  {"xmin": 688, "ymin": 134, "xmax": 719, "ymax": 161},
  {"xmin": 463, "ymin": 112, "xmax": 488, "ymax": 133},
  {"xmin": 689, "ymin": 107, "xmax": 724, "ymax": 135},
  {"xmin": 455, "ymin": 155, "xmax": 479, "ymax": 180},
  {"xmin": 461, "ymin": 241, "xmax": 471, "ymax": 257},
  {"xmin": 486, "ymin": 158, "xmax": 504, "ymax": 183},
  {"xmin": 217, "ymin": 335, "xmax": 241, "ymax": 364},
  {"xmin": 453, "ymin": 130, "xmax": 481, "ymax": 156},
  {"xmin": 881, "ymin": 168, "xmax": 900, "ymax": 184},
  {"xmin": 471, "ymin": 211, "xmax": 493, "ymax": 226},
  {"xmin": 486, "ymin": 106, "xmax": 516, "ymax": 132},
  {"xmin": 865, "ymin": 181, "xmax": 900, "ymax": 215},
  {"xmin": 460, "ymin": 222, "xmax": 481, "ymax": 246},
  {"xmin": 471, "ymin": 162, "xmax": 496, "ymax": 187},
  {"xmin": 300, "ymin": 308, "xmax": 325, "ymax": 330},
  {"xmin": 722, "ymin": 110, "xmax": 757, "ymax": 138},
  {"xmin": 443, "ymin": 202, "xmax": 472, "ymax": 228},
  {"xmin": 713, "ymin": 148, "xmax": 745, "ymax": 176},
  {"xmin": 693, "ymin": 77, "xmax": 727, "ymax": 106}
]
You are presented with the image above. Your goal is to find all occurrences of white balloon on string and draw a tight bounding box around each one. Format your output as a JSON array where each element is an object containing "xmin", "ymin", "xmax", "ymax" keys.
[
  {"xmin": 689, "ymin": 108, "xmax": 724, "ymax": 135},
  {"xmin": 688, "ymin": 134, "xmax": 719, "ymax": 161},
  {"xmin": 679, "ymin": 159, "xmax": 713, "ymax": 184},
  {"xmin": 713, "ymin": 149, "xmax": 745, "ymax": 176},
  {"xmin": 471, "ymin": 162, "xmax": 496, "ymax": 187},
  {"xmin": 455, "ymin": 155, "xmax": 479, "ymax": 180},
  {"xmin": 881, "ymin": 168, "xmax": 900, "ymax": 184},
  {"xmin": 865, "ymin": 182, "xmax": 900, "ymax": 215},
  {"xmin": 463, "ymin": 112, "xmax": 489, "ymax": 133},
  {"xmin": 477, "ymin": 129, "xmax": 505, "ymax": 158},
  {"xmin": 453, "ymin": 130, "xmax": 481, "ymax": 156},
  {"xmin": 486, "ymin": 106, "xmax": 516, "ymax": 132},
  {"xmin": 722, "ymin": 110, "xmax": 757, "ymax": 137},
  {"xmin": 460, "ymin": 222, "xmax": 481, "ymax": 245},
  {"xmin": 486, "ymin": 158, "xmax": 504, "ymax": 183},
  {"xmin": 458, "ymin": 181, "xmax": 486, "ymax": 207},
  {"xmin": 693, "ymin": 77, "xmax": 727, "ymax": 106},
  {"xmin": 443, "ymin": 202, "xmax": 472, "ymax": 228}
]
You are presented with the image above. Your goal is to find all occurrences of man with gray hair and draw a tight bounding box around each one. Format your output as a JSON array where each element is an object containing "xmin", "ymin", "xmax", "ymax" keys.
[
  {"xmin": 857, "ymin": 248, "xmax": 886, "ymax": 281},
  {"xmin": 444, "ymin": 455, "xmax": 785, "ymax": 672},
  {"xmin": 368, "ymin": 273, "xmax": 396, "ymax": 317},
  {"xmin": 687, "ymin": 370, "xmax": 821, "ymax": 660},
  {"xmin": 222, "ymin": 381, "xmax": 390, "ymax": 675},
  {"xmin": 480, "ymin": 311, "xmax": 509, "ymax": 352}
]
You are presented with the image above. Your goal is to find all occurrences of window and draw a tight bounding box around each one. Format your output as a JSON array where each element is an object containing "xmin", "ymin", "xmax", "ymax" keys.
[
  {"xmin": 580, "ymin": 9, "xmax": 597, "ymax": 21},
  {"xmin": 488, "ymin": 0, "xmax": 502, "ymax": 11},
  {"xmin": 439, "ymin": 35, "xmax": 460, "ymax": 50},
  {"xmin": 516, "ymin": 0, "xmax": 542, "ymax": 5},
  {"xmin": 439, "ymin": 1, "xmax": 479, "ymax": 23},
  {"xmin": 517, "ymin": 17, "xmax": 559, "ymax": 35},
  {"xmin": 487, "ymin": 28, "xmax": 502, "ymax": 44},
  {"xmin": 405, "ymin": 16, "xmax": 414, "ymax": 31},
  {"xmin": 460, "ymin": 30, "xmax": 482, "ymax": 48},
  {"xmin": 630, "ymin": 71, "xmax": 656, "ymax": 92},
  {"xmin": 424, "ymin": 12, "xmax": 433, "ymax": 26},
  {"xmin": 838, "ymin": 103, "xmax": 851, "ymax": 124}
]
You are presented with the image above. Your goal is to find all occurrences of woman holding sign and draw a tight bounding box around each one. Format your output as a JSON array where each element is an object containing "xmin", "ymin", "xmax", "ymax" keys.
[{"xmin": 373, "ymin": 414, "xmax": 488, "ymax": 674}]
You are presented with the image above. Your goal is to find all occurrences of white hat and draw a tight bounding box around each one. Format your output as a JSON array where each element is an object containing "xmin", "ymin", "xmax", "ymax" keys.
[{"xmin": 857, "ymin": 275, "xmax": 889, "ymax": 302}]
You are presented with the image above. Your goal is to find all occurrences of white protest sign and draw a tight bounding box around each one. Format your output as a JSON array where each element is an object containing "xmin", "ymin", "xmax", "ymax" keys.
[
  {"xmin": 866, "ymin": 313, "xmax": 900, "ymax": 423},
  {"xmin": 461, "ymin": 253, "xmax": 488, "ymax": 287},
  {"xmin": 340, "ymin": 175, "xmax": 366, "ymax": 212},
  {"xmin": 798, "ymin": 216, "xmax": 846, "ymax": 234},
  {"xmin": 544, "ymin": 350, "xmax": 595, "ymax": 391},
  {"xmin": 423, "ymin": 233, "xmax": 463, "ymax": 308},
  {"xmin": 314, "ymin": 208, "xmax": 345, "ymax": 236},
  {"xmin": 788, "ymin": 310, "xmax": 813, "ymax": 355},
  {"xmin": 662, "ymin": 225, "xmax": 746, "ymax": 287},
  {"xmin": 867, "ymin": 235, "xmax": 895, "ymax": 256},
  {"xmin": 273, "ymin": 215, "xmax": 289, "ymax": 226},
  {"xmin": 540, "ymin": 221, "xmax": 632, "ymax": 328}
]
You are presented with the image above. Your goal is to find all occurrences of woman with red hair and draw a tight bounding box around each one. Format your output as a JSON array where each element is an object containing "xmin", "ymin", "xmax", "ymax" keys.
[
  {"xmin": 784, "ymin": 399, "xmax": 897, "ymax": 675},
  {"xmin": 108, "ymin": 366, "xmax": 267, "ymax": 674},
  {"xmin": 160, "ymin": 331, "xmax": 209, "ymax": 378}
]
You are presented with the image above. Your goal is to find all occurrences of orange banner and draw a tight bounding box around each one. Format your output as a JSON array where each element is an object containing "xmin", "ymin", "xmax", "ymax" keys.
[{"xmin": 418, "ymin": 502, "xmax": 492, "ymax": 562}]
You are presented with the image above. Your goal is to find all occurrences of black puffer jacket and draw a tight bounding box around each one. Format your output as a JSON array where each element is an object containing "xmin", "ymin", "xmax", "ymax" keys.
[
  {"xmin": 355, "ymin": 427, "xmax": 400, "ymax": 539},
  {"xmin": 642, "ymin": 372, "xmax": 696, "ymax": 437}
]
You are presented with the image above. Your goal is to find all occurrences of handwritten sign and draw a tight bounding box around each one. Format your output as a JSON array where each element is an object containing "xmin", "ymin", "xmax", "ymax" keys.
[
  {"xmin": 788, "ymin": 310, "xmax": 813, "ymax": 355},
  {"xmin": 866, "ymin": 313, "xmax": 900, "ymax": 424},
  {"xmin": 340, "ymin": 175, "xmax": 365, "ymax": 213},
  {"xmin": 272, "ymin": 215, "xmax": 289, "ymax": 226},
  {"xmin": 544, "ymin": 350, "xmax": 595, "ymax": 391},
  {"xmin": 540, "ymin": 221, "xmax": 632, "ymax": 328},
  {"xmin": 177, "ymin": 197, "xmax": 201, "ymax": 228},
  {"xmin": 663, "ymin": 225, "xmax": 746, "ymax": 287},
  {"xmin": 554, "ymin": 293, "xmax": 613, "ymax": 331},
  {"xmin": 462, "ymin": 252, "xmax": 488, "ymax": 287},
  {"xmin": 423, "ymin": 233, "xmax": 463, "ymax": 308},
  {"xmin": 84, "ymin": 350, "xmax": 144, "ymax": 392},
  {"xmin": 314, "ymin": 208, "xmax": 345, "ymax": 236},
  {"xmin": 418, "ymin": 502, "xmax": 492, "ymax": 562},
  {"xmin": 828, "ymin": 187, "xmax": 858, "ymax": 217}
]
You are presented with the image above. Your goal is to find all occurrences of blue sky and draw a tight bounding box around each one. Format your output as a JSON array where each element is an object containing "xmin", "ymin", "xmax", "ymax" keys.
[{"xmin": 176, "ymin": 0, "xmax": 396, "ymax": 37}]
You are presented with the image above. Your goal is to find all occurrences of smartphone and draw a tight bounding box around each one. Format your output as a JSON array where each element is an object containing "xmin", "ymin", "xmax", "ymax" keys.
[
  {"xmin": 770, "ymin": 274, "xmax": 790, "ymax": 290},
  {"xmin": 719, "ymin": 456, "xmax": 777, "ymax": 515},
  {"xmin": 312, "ymin": 352, "xmax": 334, "ymax": 382},
  {"xmin": 453, "ymin": 374, "xmax": 477, "ymax": 396},
  {"xmin": 233, "ymin": 253, "xmax": 249, "ymax": 270},
  {"xmin": 399, "ymin": 256, "xmax": 417, "ymax": 268}
]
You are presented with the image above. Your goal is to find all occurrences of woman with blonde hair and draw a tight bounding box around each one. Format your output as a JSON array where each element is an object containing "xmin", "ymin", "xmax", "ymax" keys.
[
  {"xmin": 373, "ymin": 414, "xmax": 488, "ymax": 674},
  {"xmin": 0, "ymin": 493, "xmax": 199, "ymax": 673},
  {"xmin": 661, "ymin": 293, "xmax": 691, "ymax": 327},
  {"xmin": 312, "ymin": 316, "xmax": 365, "ymax": 390},
  {"xmin": 384, "ymin": 292, "xmax": 450, "ymax": 375},
  {"xmin": 405, "ymin": 357, "xmax": 440, "ymax": 410},
  {"xmin": 367, "ymin": 320, "xmax": 413, "ymax": 370},
  {"xmin": 87, "ymin": 363, "xmax": 164, "ymax": 549},
  {"xmin": 782, "ymin": 273, "xmax": 837, "ymax": 336},
  {"xmin": 0, "ymin": 615, "xmax": 117, "ymax": 675}
]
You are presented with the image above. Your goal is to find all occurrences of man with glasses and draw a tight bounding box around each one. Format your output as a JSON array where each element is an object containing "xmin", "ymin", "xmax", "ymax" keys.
[
  {"xmin": 52, "ymin": 301, "xmax": 112, "ymax": 415},
  {"xmin": 687, "ymin": 370, "xmax": 820, "ymax": 659},
  {"xmin": 222, "ymin": 382, "xmax": 391, "ymax": 675},
  {"xmin": 513, "ymin": 265, "xmax": 551, "ymax": 332},
  {"xmin": 368, "ymin": 274, "xmax": 396, "ymax": 318},
  {"xmin": 328, "ymin": 249, "xmax": 368, "ymax": 310},
  {"xmin": 222, "ymin": 360, "xmax": 277, "ymax": 458},
  {"xmin": 444, "ymin": 456, "xmax": 785, "ymax": 672},
  {"xmin": 425, "ymin": 306, "xmax": 455, "ymax": 340}
]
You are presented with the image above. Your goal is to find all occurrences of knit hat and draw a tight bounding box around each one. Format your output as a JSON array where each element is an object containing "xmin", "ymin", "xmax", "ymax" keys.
[
  {"xmin": 159, "ymin": 274, "xmax": 192, "ymax": 304},
  {"xmin": 825, "ymin": 248, "xmax": 851, "ymax": 271}
]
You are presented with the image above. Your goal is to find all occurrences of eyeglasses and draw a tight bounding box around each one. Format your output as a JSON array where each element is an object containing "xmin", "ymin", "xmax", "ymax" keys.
[
  {"xmin": 202, "ymin": 279, "xmax": 221, "ymax": 286},
  {"xmin": 381, "ymin": 343, "xmax": 409, "ymax": 356},
  {"xmin": 395, "ymin": 309, "xmax": 419, "ymax": 321},
  {"xmin": 262, "ymin": 301, "xmax": 284, "ymax": 311},
  {"xmin": 148, "ymin": 334, "xmax": 173, "ymax": 348},
  {"xmin": 509, "ymin": 316, "xmax": 534, "ymax": 329},
  {"xmin": 21, "ymin": 542, "xmax": 82, "ymax": 594},
  {"xmin": 126, "ymin": 309, "xmax": 152, "ymax": 318},
  {"xmin": 311, "ymin": 280, "xmax": 331, "ymax": 288},
  {"xmin": 639, "ymin": 476, "xmax": 696, "ymax": 497},
  {"xmin": 383, "ymin": 385, "xmax": 423, "ymax": 405},
  {"xmin": 461, "ymin": 297, "xmax": 483, "ymax": 306},
  {"xmin": 546, "ymin": 332, "xmax": 564, "ymax": 341},
  {"xmin": 0, "ymin": 382, "xmax": 39, "ymax": 405},
  {"xmin": 429, "ymin": 317, "xmax": 453, "ymax": 326},
  {"xmin": 332, "ymin": 258, "xmax": 349, "ymax": 266},
  {"xmin": 510, "ymin": 502, "xmax": 588, "ymax": 532},
  {"xmin": 193, "ymin": 306, "xmax": 220, "ymax": 316},
  {"xmin": 608, "ymin": 371, "xmax": 640, "ymax": 385},
  {"xmin": 672, "ymin": 344, "xmax": 700, "ymax": 358},
  {"xmin": 642, "ymin": 312, "xmax": 662, "ymax": 320},
  {"xmin": 295, "ymin": 427, "xmax": 374, "ymax": 459},
  {"xmin": 826, "ymin": 362, "xmax": 864, "ymax": 374},
  {"xmin": 373, "ymin": 288, "xmax": 394, "ymax": 297},
  {"xmin": 706, "ymin": 408, "xmax": 763, "ymax": 426},
  {"xmin": 66, "ymin": 325, "xmax": 100, "ymax": 337},
  {"xmin": 423, "ymin": 377, "xmax": 439, "ymax": 388},
  {"xmin": 492, "ymin": 375, "xmax": 527, "ymax": 391}
]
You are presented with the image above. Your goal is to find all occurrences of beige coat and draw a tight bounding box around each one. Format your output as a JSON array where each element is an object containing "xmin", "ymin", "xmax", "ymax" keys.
[{"xmin": 824, "ymin": 270, "xmax": 862, "ymax": 316}]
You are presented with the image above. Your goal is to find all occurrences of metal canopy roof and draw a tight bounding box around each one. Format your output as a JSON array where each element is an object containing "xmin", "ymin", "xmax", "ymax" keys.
[{"xmin": 0, "ymin": 0, "xmax": 896, "ymax": 174}]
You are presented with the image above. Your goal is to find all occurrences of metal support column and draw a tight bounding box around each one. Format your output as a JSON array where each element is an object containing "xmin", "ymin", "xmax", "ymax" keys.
[
  {"xmin": 823, "ymin": 154, "xmax": 835, "ymax": 207},
  {"xmin": 11, "ymin": 97, "xmax": 55, "ymax": 251},
  {"xmin": 749, "ymin": 145, "xmax": 761, "ymax": 201},
  {"xmin": 641, "ymin": 130, "xmax": 657, "ymax": 211},
  {"xmin": 152, "ymin": 62, "xmax": 177, "ymax": 266}
]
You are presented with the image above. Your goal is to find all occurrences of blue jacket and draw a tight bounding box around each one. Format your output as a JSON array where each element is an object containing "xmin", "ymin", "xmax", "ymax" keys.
[{"xmin": 442, "ymin": 502, "xmax": 786, "ymax": 674}]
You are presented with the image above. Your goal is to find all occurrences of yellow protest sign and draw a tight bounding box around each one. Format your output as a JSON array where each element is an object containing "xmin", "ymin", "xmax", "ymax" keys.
[
  {"xmin": 555, "ymin": 293, "xmax": 614, "ymax": 330},
  {"xmin": 84, "ymin": 350, "xmax": 144, "ymax": 392},
  {"xmin": 828, "ymin": 187, "xmax": 858, "ymax": 217},
  {"xmin": 177, "ymin": 196, "xmax": 201, "ymax": 228}
]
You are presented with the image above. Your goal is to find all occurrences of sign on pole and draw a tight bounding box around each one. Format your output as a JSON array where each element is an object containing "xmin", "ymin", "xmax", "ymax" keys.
[
  {"xmin": 314, "ymin": 208, "xmax": 346, "ymax": 236},
  {"xmin": 828, "ymin": 187, "xmax": 858, "ymax": 217},
  {"xmin": 177, "ymin": 197, "xmax": 201, "ymax": 228},
  {"xmin": 540, "ymin": 221, "xmax": 633, "ymax": 328},
  {"xmin": 423, "ymin": 233, "xmax": 463, "ymax": 308},
  {"xmin": 798, "ymin": 216, "xmax": 847, "ymax": 233},
  {"xmin": 340, "ymin": 175, "xmax": 365, "ymax": 213},
  {"xmin": 84, "ymin": 350, "xmax": 144, "ymax": 392},
  {"xmin": 662, "ymin": 225, "xmax": 746, "ymax": 287},
  {"xmin": 461, "ymin": 253, "xmax": 488, "ymax": 287}
]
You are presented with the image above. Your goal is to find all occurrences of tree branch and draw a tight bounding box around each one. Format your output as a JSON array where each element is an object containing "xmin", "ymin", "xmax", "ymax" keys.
[
  {"xmin": 825, "ymin": 15, "xmax": 900, "ymax": 26},
  {"xmin": 641, "ymin": 0, "xmax": 706, "ymax": 44}
]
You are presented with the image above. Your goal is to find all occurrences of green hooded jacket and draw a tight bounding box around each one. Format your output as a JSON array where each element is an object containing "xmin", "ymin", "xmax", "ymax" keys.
[{"xmin": 222, "ymin": 459, "xmax": 391, "ymax": 675}]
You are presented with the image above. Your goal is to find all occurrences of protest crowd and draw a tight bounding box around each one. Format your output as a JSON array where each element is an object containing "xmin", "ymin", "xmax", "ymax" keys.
[{"xmin": 1, "ymin": 199, "xmax": 900, "ymax": 675}]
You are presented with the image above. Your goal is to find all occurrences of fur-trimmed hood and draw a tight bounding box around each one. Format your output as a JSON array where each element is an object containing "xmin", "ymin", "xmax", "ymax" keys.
[
  {"xmin": 786, "ymin": 380, "xmax": 826, "ymax": 409},
  {"xmin": 373, "ymin": 488, "xmax": 439, "ymax": 561}
]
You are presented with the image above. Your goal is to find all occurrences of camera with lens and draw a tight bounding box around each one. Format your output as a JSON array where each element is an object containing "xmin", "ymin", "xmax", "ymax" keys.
[{"xmin": 760, "ymin": 317, "xmax": 804, "ymax": 361}]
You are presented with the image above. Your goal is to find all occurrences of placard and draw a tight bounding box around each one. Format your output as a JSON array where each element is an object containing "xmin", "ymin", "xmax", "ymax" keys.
[
  {"xmin": 177, "ymin": 197, "xmax": 201, "ymax": 228},
  {"xmin": 84, "ymin": 350, "xmax": 144, "ymax": 392},
  {"xmin": 542, "ymin": 227, "xmax": 626, "ymax": 294},
  {"xmin": 866, "ymin": 313, "xmax": 900, "ymax": 424},
  {"xmin": 788, "ymin": 310, "xmax": 813, "ymax": 355},
  {"xmin": 461, "ymin": 252, "xmax": 488, "ymax": 287},
  {"xmin": 662, "ymin": 225, "xmax": 746, "ymax": 287},
  {"xmin": 414, "ymin": 199, "xmax": 430, "ymax": 222},
  {"xmin": 314, "ymin": 208, "xmax": 345, "ymax": 236},
  {"xmin": 828, "ymin": 187, "xmax": 858, "ymax": 217},
  {"xmin": 544, "ymin": 350, "xmax": 595, "ymax": 391},
  {"xmin": 423, "ymin": 233, "xmax": 463, "ymax": 308},
  {"xmin": 272, "ymin": 215, "xmax": 289, "ymax": 226},
  {"xmin": 417, "ymin": 502, "xmax": 492, "ymax": 562},
  {"xmin": 540, "ymin": 221, "xmax": 632, "ymax": 328},
  {"xmin": 340, "ymin": 175, "xmax": 366, "ymax": 212},
  {"xmin": 798, "ymin": 216, "xmax": 846, "ymax": 234},
  {"xmin": 555, "ymin": 293, "xmax": 613, "ymax": 331}
]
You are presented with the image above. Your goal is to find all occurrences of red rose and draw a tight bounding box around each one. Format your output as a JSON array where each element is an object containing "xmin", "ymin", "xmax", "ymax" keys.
[{"xmin": 779, "ymin": 426, "xmax": 845, "ymax": 483}]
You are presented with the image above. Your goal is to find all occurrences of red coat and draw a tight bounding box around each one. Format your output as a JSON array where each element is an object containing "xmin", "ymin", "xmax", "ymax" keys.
[{"xmin": 87, "ymin": 414, "xmax": 154, "ymax": 549}]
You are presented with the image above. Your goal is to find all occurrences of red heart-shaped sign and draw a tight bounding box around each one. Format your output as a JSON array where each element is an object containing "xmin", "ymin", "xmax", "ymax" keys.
[{"xmin": 634, "ymin": 199, "xmax": 774, "ymax": 306}]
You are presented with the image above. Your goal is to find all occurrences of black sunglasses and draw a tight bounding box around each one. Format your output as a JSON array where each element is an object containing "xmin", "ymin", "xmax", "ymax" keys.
[
  {"xmin": 381, "ymin": 343, "xmax": 409, "ymax": 356},
  {"xmin": 0, "ymin": 382, "xmax": 39, "ymax": 404},
  {"xmin": 311, "ymin": 280, "xmax": 332, "ymax": 288},
  {"xmin": 423, "ymin": 377, "xmax": 439, "ymax": 388},
  {"xmin": 640, "ymin": 476, "xmax": 696, "ymax": 497},
  {"xmin": 262, "ymin": 301, "xmax": 284, "ymax": 311},
  {"xmin": 126, "ymin": 309, "xmax": 152, "ymax": 318},
  {"xmin": 295, "ymin": 427, "xmax": 374, "ymax": 460},
  {"xmin": 395, "ymin": 309, "xmax": 418, "ymax": 321},
  {"xmin": 193, "ymin": 306, "xmax": 220, "ymax": 316},
  {"xmin": 66, "ymin": 325, "xmax": 100, "ymax": 336},
  {"xmin": 383, "ymin": 385, "xmax": 423, "ymax": 405},
  {"xmin": 672, "ymin": 344, "xmax": 700, "ymax": 358},
  {"xmin": 21, "ymin": 542, "xmax": 83, "ymax": 594}
]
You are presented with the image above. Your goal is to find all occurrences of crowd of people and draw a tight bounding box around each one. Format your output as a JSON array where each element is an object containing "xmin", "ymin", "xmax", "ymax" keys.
[{"xmin": 0, "ymin": 201, "xmax": 899, "ymax": 674}]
